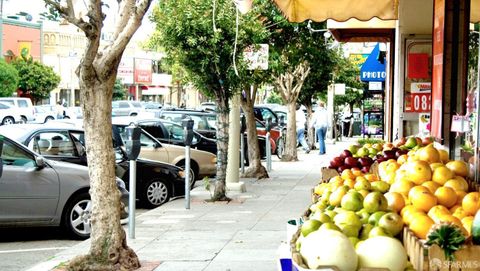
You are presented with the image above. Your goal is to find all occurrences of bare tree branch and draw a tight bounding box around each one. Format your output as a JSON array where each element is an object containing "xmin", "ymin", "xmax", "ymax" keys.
[
  {"xmin": 113, "ymin": 0, "xmax": 135, "ymax": 41},
  {"xmin": 44, "ymin": 0, "xmax": 95, "ymax": 36}
]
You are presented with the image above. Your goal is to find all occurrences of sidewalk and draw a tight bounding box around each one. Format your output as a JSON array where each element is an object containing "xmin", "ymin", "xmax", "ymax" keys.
[{"xmin": 28, "ymin": 139, "xmax": 355, "ymax": 271}]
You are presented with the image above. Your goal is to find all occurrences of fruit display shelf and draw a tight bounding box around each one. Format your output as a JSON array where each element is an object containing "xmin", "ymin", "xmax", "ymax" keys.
[{"xmin": 403, "ymin": 227, "xmax": 480, "ymax": 271}]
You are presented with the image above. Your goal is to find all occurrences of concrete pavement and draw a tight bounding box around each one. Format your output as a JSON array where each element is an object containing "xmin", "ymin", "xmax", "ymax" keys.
[{"xmin": 27, "ymin": 139, "xmax": 355, "ymax": 271}]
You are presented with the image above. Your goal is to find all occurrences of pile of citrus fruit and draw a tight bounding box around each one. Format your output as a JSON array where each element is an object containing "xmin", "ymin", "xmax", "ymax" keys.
[{"xmin": 377, "ymin": 143, "xmax": 478, "ymax": 240}]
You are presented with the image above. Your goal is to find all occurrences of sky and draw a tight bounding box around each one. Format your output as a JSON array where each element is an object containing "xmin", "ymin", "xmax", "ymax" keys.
[{"xmin": 3, "ymin": 0, "xmax": 156, "ymax": 41}]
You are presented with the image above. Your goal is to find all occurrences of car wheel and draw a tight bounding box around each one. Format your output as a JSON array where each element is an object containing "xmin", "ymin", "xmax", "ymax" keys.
[
  {"xmin": 142, "ymin": 179, "xmax": 170, "ymax": 209},
  {"xmin": 276, "ymin": 137, "xmax": 285, "ymax": 159},
  {"xmin": 44, "ymin": 116, "xmax": 55, "ymax": 123},
  {"xmin": 1, "ymin": 116, "xmax": 15, "ymax": 125},
  {"xmin": 63, "ymin": 116, "xmax": 70, "ymax": 119},
  {"xmin": 62, "ymin": 192, "xmax": 91, "ymax": 240},
  {"xmin": 21, "ymin": 116, "xmax": 27, "ymax": 123},
  {"xmin": 176, "ymin": 161, "xmax": 196, "ymax": 189}
]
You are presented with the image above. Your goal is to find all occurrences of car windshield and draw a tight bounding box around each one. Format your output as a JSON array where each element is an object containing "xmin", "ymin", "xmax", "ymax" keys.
[{"xmin": 132, "ymin": 102, "xmax": 143, "ymax": 108}]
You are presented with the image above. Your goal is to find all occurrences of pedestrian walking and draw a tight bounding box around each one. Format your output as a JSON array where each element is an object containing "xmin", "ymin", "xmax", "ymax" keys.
[
  {"xmin": 55, "ymin": 101, "xmax": 65, "ymax": 119},
  {"xmin": 310, "ymin": 101, "xmax": 329, "ymax": 155},
  {"xmin": 295, "ymin": 104, "xmax": 310, "ymax": 153}
]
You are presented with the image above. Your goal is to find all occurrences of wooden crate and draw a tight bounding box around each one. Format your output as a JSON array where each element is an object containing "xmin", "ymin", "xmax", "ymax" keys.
[
  {"xmin": 403, "ymin": 227, "xmax": 480, "ymax": 271},
  {"xmin": 403, "ymin": 227, "xmax": 429, "ymax": 271},
  {"xmin": 321, "ymin": 167, "xmax": 339, "ymax": 183}
]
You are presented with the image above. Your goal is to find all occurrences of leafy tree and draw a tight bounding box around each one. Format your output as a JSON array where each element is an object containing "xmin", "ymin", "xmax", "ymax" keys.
[
  {"xmin": 150, "ymin": 0, "xmax": 268, "ymax": 195},
  {"xmin": 113, "ymin": 79, "xmax": 127, "ymax": 100},
  {"xmin": 12, "ymin": 57, "xmax": 60, "ymax": 104},
  {"xmin": 44, "ymin": 0, "xmax": 153, "ymax": 269},
  {"xmin": 0, "ymin": 59, "xmax": 19, "ymax": 97},
  {"xmin": 266, "ymin": 90, "xmax": 283, "ymax": 104}
]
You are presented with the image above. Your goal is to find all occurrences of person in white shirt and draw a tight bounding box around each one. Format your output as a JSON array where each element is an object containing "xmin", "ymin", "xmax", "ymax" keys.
[
  {"xmin": 310, "ymin": 101, "xmax": 329, "ymax": 155},
  {"xmin": 295, "ymin": 104, "xmax": 310, "ymax": 153}
]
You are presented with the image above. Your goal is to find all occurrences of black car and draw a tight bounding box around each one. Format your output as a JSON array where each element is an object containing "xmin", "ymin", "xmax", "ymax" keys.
[
  {"xmin": 157, "ymin": 109, "xmax": 218, "ymax": 139},
  {"xmin": 0, "ymin": 124, "xmax": 187, "ymax": 209}
]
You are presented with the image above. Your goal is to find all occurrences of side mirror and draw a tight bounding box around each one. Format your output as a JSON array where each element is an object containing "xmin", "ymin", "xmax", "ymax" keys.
[{"xmin": 35, "ymin": 156, "xmax": 46, "ymax": 169}]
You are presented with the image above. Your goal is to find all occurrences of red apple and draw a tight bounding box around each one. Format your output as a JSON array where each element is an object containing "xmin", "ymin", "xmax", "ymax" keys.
[
  {"xmin": 361, "ymin": 166, "xmax": 371, "ymax": 173},
  {"xmin": 344, "ymin": 157, "xmax": 358, "ymax": 168},
  {"xmin": 340, "ymin": 149, "xmax": 353, "ymax": 159},
  {"xmin": 359, "ymin": 157, "xmax": 373, "ymax": 167},
  {"xmin": 338, "ymin": 165, "xmax": 349, "ymax": 173}
]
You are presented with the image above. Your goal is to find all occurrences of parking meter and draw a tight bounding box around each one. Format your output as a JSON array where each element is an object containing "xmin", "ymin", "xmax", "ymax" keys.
[
  {"xmin": 265, "ymin": 117, "xmax": 272, "ymax": 133},
  {"xmin": 125, "ymin": 125, "xmax": 141, "ymax": 161},
  {"xmin": 240, "ymin": 115, "xmax": 246, "ymax": 133},
  {"xmin": 125, "ymin": 124, "xmax": 140, "ymax": 239},
  {"xmin": 182, "ymin": 118, "xmax": 194, "ymax": 209},
  {"xmin": 182, "ymin": 118, "xmax": 194, "ymax": 146}
]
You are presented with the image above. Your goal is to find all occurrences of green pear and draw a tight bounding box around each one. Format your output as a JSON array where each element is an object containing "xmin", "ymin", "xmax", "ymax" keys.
[
  {"xmin": 301, "ymin": 219, "xmax": 322, "ymax": 237},
  {"xmin": 318, "ymin": 222, "xmax": 341, "ymax": 232},
  {"xmin": 341, "ymin": 191, "xmax": 364, "ymax": 211},
  {"xmin": 356, "ymin": 209, "xmax": 370, "ymax": 224},
  {"xmin": 368, "ymin": 211, "xmax": 387, "ymax": 226},
  {"xmin": 370, "ymin": 181, "xmax": 390, "ymax": 193},
  {"xmin": 368, "ymin": 226, "xmax": 391, "ymax": 238}
]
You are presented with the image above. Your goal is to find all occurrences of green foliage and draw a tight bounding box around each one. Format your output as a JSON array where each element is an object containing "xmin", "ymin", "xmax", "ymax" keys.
[
  {"xmin": 149, "ymin": 0, "xmax": 267, "ymax": 102},
  {"xmin": 40, "ymin": 1, "xmax": 61, "ymax": 21},
  {"xmin": 112, "ymin": 79, "xmax": 127, "ymax": 100},
  {"xmin": 426, "ymin": 223, "xmax": 466, "ymax": 261},
  {"xmin": 12, "ymin": 58, "xmax": 60, "ymax": 103},
  {"xmin": 266, "ymin": 91, "xmax": 283, "ymax": 104},
  {"xmin": 0, "ymin": 59, "xmax": 19, "ymax": 97},
  {"xmin": 356, "ymin": 138, "xmax": 385, "ymax": 145},
  {"xmin": 333, "ymin": 55, "xmax": 365, "ymax": 108}
]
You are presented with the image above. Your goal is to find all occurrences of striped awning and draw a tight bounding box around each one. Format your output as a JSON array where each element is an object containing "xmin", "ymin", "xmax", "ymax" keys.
[{"xmin": 272, "ymin": 0, "xmax": 479, "ymax": 23}]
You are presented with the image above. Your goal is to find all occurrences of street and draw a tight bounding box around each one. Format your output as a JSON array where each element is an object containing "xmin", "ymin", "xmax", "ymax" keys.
[{"xmin": 0, "ymin": 209, "xmax": 148, "ymax": 271}]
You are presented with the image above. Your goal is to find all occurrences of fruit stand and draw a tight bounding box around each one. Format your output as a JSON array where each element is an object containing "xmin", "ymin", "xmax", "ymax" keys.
[{"xmin": 282, "ymin": 137, "xmax": 480, "ymax": 271}]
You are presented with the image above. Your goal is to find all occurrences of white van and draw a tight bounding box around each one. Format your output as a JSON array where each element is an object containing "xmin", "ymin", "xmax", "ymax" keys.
[{"xmin": 0, "ymin": 97, "xmax": 35, "ymax": 122}]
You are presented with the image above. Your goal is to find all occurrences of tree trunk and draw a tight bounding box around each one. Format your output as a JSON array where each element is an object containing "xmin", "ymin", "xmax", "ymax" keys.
[
  {"xmin": 282, "ymin": 102, "xmax": 298, "ymax": 161},
  {"xmin": 306, "ymin": 104, "xmax": 315, "ymax": 150},
  {"xmin": 212, "ymin": 95, "xmax": 230, "ymax": 201},
  {"xmin": 240, "ymin": 86, "xmax": 268, "ymax": 179},
  {"xmin": 68, "ymin": 80, "xmax": 139, "ymax": 271}
]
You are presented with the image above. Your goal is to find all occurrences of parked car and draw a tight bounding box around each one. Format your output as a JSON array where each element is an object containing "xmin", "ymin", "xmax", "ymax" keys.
[
  {"xmin": 0, "ymin": 124, "xmax": 187, "ymax": 209},
  {"xmin": 66, "ymin": 106, "xmax": 83, "ymax": 119},
  {"xmin": 158, "ymin": 109, "xmax": 218, "ymax": 139},
  {"xmin": 0, "ymin": 97, "xmax": 35, "ymax": 122},
  {"xmin": 0, "ymin": 102, "xmax": 22, "ymax": 125},
  {"xmin": 198, "ymin": 102, "xmax": 216, "ymax": 112},
  {"xmin": 112, "ymin": 119, "xmax": 217, "ymax": 182},
  {"xmin": 33, "ymin": 105, "xmax": 56, "ymax": 123},
  {"xmin": 0, "ymin": 133, "xmax": 129, "ymax": 239},
  {"xmin": 112, "ymin": 100, "xmax": 147, "ymax": 116},
  {"xmin": 254, "ymin": 106, "xmax": 279, "ymax": 127}
]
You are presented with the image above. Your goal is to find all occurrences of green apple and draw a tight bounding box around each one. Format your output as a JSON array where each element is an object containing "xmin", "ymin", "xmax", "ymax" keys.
[
  {"xmin": 329, "ymin": 186, "xmax": 349, "ymax": 207},
  {"xmin": 334, "ymin": 211, "xmax": 362, "ymax": 229},
  {"xmin": 363, "ymin": 191, "xmax": 388, "ymax": 213},
  {"xmin": 356, "ymin": 209, "xmax": 370, "ymax": 224},
  {"xmin": 370, "ymin": 181, "xmax": 390, "ymax": 193},
  {"xmin": 311, "ymin": 212, "xmax": 332, "ymax": 224},
  {"xmin": 378, "ymin": 212, "xmax": 404, "ymax": 236},
  {"xmin": 368, "ymin": 226, "xmax": 391, "ymax": 238},
  {"xmin": 318, "ymin": 222, "xmax": 341, "ymax": 232},
  {"xmin": 320, "ymin": 190, "xmax": 332, "ymax": 205},
  {"xmin": 357, "ymin": 147, "xmax": 369, "ymax": 157},
  {"xmin": 348, "ymin": 144, "xmax": 360, "ymax": 154},
  {"xmin": 354, "ymin": 179, "xmax": 371, "ymax": 191},
  {"xmin": 324, "ymin": 210, "xmax": 337, "ymax": 219},
  {"xmin": 368, "ymin": 148, "xmax": 378, "ymax": 156},
  {"xmin": 301, "ymin": 219, "xmax": 322, "ymax": 237},
  {"xmin": 404, "ymin": 137, "xmax": 417, "ymax": 149},
  {"xmin": 359, "ymin": 223, "xmax": 374, "ymax": 240},
  {"xmin": 341, "ymin": 191, "xmax": 364, "ymax": 211},
  {"xmin": 341, "ymin": 224, "xmax": 361, "ymax": 238},
  {"xmin": 368, "ymin": 211, "xmax": 387, "ymax": 226}
]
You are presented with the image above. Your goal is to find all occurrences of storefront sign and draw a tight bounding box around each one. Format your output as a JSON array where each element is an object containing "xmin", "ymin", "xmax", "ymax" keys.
[
  {"xmin": 134, "ymin": 58, "xmax": 152, "ymax": 84},
  {"xmin": 360, "ymin": 43, "xmax": 386, "ymax": 82},
  {"xmin": 405, "ymin": 83, "xmax": 431, "ymax": 112},
  {"xmin": 450, "ymin": 115, "xmax": 470, "ymax": 133},
  {"xmin": 369, "ymin": 81, "xmax": 382, "ymax": 91},
  {"xmin": 430, "ymin": 0, "xmax": 445, "ymax": 139},
  {"xmin": 407, "ymin": 53, "xmax": 430, "ymax": 79},
  {"xmin": 118, "ymin": 57, "xmax": 134, "ymax": 84}
]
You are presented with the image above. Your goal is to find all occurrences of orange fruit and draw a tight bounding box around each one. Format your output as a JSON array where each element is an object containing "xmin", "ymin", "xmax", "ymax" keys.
[
  {"xmin": 438, "ymin": 149, "xmax": 449, "ymax": 163},
  {"xmin": 397, "ymin": 154, "xmax": 408, "ymax": 165},
  {"xmin": 352, "ymin": 168, "xmax": 363, "ymax": 177},
  {"xmin": 355, "ymin": 175, "xmax": 368, "ymax": 182},
  {"xmin": 444, "ymin": 177, "xmax": 469, "ymax": 192},
  {"xmin": 445, "ymin": 160, "xmax": 469, "ymax": 178},
  {"xmin": 428, "ymin": 205, "xmax": 451, "ymax": 222},
  {"xmin": 450, "ymin": 205, "xmax": 462, "ymax": 213},
  {"xmin": 364, "ymin": 174, "xmax": 379, "ymax": 182},
  {"xmin": 401, "ymin": 205, "xmax": 418, "ymax": 217},
  {"xmin": 409, "ymin": 214, "xmax": 434, "ymax": 239},
  {"xmin": 341, "ymin": 169, "xmax": 356, "ymax": 180},
  {"xmin": 402, "ymin": 208, "xmax": 425, "ymax": 226},
  {"xmin": 405, "ymin": 161, "xmax": 432, "ymax": 185},
  {"xmin": 411, "ymin": 191, "xmax": 437, "ymax": 212},
  {"xmin": 408, "ymin": 185, "xmax": 430, "ymax": 200},
  {"xmin": 422, "ymin": 181, "xmax": 440, "ymax": 194},
  {"xmin": 455, "ymin": 190, "xmax": 467, "ymax": 205},
  {"xmin": 452, "ymin": 206, "xmax": 468, "ymax": 220},
  {"xmin": 462, "ymin": 192, "xmax": 480, "ymax": 215},
  {"xmin": 434, "ymin": 186, "xmax": 457, "ymax": 208},
  {"xmin": 429, "ymin": 162, "xmax": 445, "ymax": 171},
  {"xmin": 461, "ymin": 216, "xmax": 474, "ymax": 236},
  {"xmin": 431, "ymin": 166, "xmax": 454, "ymax": 185},
  {"xmin": 417, "ymin": 144, "xmax": 441, "ymax": 163},
  {"xmin": 390, "ymin": 180, "xmax": 415, "ymax": 196},
  {"xmin": 385, "ymin": 192, "xmax": 406, "ymax": 213}
]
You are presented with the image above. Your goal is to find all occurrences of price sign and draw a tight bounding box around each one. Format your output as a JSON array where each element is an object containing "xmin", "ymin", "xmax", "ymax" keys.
[{"xmin": 408, "ymin": 93, "xmax": 431, "ymax": 112}]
